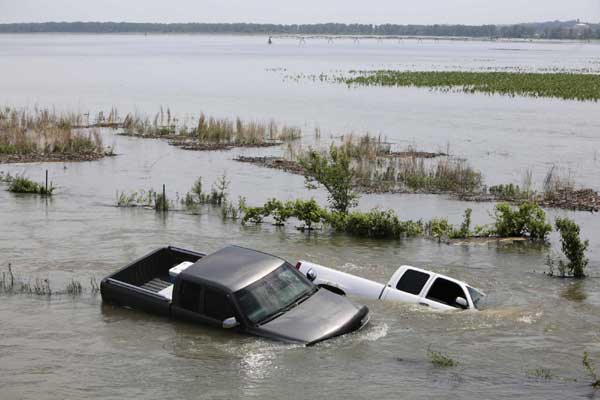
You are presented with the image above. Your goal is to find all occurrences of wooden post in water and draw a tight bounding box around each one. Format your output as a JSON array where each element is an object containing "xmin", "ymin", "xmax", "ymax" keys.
[
  {"xmin": 45, "ymin": 170, "xmax": 48, "ymax": 194},
  {"xmin": 162, "ymin": 184, "xmax": 166, "ymax": 212}
]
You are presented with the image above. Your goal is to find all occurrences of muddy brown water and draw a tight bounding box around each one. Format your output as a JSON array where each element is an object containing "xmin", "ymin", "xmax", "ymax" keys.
[{"xmin": 1, "ymin": 35, "xmax": 600, "ymax": 399}]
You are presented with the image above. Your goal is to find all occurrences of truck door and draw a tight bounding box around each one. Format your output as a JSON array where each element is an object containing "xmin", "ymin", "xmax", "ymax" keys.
[
  {"xmin": 382, "ymin": 268, "xmax": 431, "ymax": 304},
  {"xmin": 420, "ymin": 277, "xmax": 469, "ymax": 310},
  {"xmin": 171, "ymin": 281, "xmax": 212, "ymax": 325}
]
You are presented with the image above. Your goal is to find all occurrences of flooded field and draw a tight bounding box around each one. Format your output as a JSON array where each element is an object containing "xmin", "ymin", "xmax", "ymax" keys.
[{"xmin": 1, "ymin": 34, "xmax": 600, "ymax": 399}]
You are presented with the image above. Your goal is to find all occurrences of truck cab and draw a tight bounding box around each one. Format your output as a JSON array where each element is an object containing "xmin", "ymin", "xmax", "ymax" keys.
[{"xmin": 382, "ymin": 266, "xmax": 484, "ymax": 310}]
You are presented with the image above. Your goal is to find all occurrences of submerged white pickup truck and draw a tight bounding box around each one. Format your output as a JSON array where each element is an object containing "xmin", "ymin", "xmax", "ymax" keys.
[{"xmin": 296, "ymin": 261, "xmax": 484, "ymax": 311}]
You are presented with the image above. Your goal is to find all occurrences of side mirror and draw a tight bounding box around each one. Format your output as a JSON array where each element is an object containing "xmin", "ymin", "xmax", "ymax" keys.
[
  {"xmin": 455, "ymin": 297, "xmax": 468, "ymax": 309},
  {"xmin": 222, "ymin": 316, "xmax": 239, "ymax": 329},
  {"xmin": 306, "ymin": 268, "xmax": 317, "ymax": 282}
]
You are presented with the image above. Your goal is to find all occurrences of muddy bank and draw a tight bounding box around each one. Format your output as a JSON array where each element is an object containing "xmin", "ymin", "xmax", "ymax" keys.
[
  {"xmin": 171, "ymin": 139, "xmax": 282, "ymax": 151},
  {"xmin": 0, "ymin": 152, "xmax": 109, "ymax": 164},
  {"xmin": 458, "ymin": 188, "xmax": 600, "ymax": 212}
]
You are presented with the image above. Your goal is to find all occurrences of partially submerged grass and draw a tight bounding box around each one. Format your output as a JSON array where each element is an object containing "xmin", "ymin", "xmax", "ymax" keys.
[
  {"xmin": 583, "ymin": 352, "xmax": 600, "ymax": 388},
  {"xmin": 238, "ymin": 133, "xmax": 482, "ymax": 194},
  {"xmin": 526, "ymin": 368, "xmax": 554, "ymax": 380},
  {"xmin": 427, "ymin": 345, "xmax": 458, "ymax": 367},
  {"xmin": 0, "ymin": 106, "xmax": 110, "ymax": 162},
  {"xmin": 1, "ymin": 263, "xmax": 99, "ymax": 297},
  {"xmin": 118, "ymin": 109, "xmax": 302, "ymax": 148},
  {"xmin": 115, "ymin": 188, "xmax": 172, "ymax": 211},
  {"xmin": 343, "ymin": 71, "xmax": 600, "ymax": 102},
  {"xmin": 8, "ymin": 175, "xmax": 55, "ymax": 195}
]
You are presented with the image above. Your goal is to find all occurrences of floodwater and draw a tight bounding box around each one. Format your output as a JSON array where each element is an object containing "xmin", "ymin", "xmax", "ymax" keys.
[{"xmin": 1, "ymin": 34, "xmax": 600, "ymax": 399}]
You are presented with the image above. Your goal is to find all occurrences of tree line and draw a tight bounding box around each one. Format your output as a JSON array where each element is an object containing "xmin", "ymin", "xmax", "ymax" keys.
[{"xmin": 0, "ymin": 21, "xmax": 599, "ymax": 39}]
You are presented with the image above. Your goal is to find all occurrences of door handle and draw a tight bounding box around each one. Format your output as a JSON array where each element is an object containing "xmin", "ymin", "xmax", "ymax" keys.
[{"xmin": 419, "ymin": 302, "xmax": 429, "ymax": 307}]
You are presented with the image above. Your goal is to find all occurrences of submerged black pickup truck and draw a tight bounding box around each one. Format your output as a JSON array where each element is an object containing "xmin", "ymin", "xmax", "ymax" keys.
[{"xmin": 101, "ymin": 245, "xmax": 369, "ymax": 345}]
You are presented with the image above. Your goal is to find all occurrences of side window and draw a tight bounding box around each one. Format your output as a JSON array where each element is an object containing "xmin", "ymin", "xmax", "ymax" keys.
[
  {"xmin": 426, "ymin": 278, "xmax": 467, "ymax": 308},
  {"xmin": 204, "ymin": 289, "xmax": 234, "ymax": 321},
  {"xmin": 179, "ymin": 282, "xmax": 204, "ymax": 313},
  {"xmin": 396, "ymin": 269, "xmax": 430, "ymax": 295}
]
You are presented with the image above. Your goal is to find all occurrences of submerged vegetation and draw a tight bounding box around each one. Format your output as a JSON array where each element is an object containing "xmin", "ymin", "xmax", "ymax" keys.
[
  {"xmin": 115, "ymin": 107, "xmax": 302, "ymax": 150},
  {"xmin": 0, "ymin": 106, "xmax": 112, "ymax": 163},
  {"xmin": 1, "ymin": 263, "xmax": 100, "ymax": 296},
  {"xmin": 238, "ymin": 134, "xmax": 482, "ymax": 196},
  {"xmin": 583, "ymin": 352, "xmax": 600, "ymax": 388},
  {"xmin": 7, "ymin": 175, "xmax": 55, "ymax": 195},
  {"xmin": 547, "ymin": 217, "xmax": 589, "ymax": 278},
  {"xmin": 427, "ymin": 345, "xmax": 458, "ymax": 368},
  {"xmin": 343, "ymin": 71, "xmax": 600, "ymax": 102}
]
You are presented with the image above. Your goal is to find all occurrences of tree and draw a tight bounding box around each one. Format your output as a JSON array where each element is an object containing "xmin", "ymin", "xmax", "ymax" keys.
[
  {"xmin": 555, "ymin": 217, "xmax": 589, "ymax": 278},
  {"xmin": 299, "ymin": 145, "xmax": 359, "ymax": 214}
]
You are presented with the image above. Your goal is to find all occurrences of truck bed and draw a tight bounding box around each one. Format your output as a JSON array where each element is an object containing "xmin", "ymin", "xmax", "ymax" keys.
[{"xmin": 100, "ymin": 246, "xmax": 205, "ymax": 314}]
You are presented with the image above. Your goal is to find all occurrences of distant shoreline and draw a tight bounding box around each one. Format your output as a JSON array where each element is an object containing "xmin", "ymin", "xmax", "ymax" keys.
[
  {"xmin": 0, "ymin": 31, "xmax": 596, "ymax": 45},
  {"xmin": 0, "ymin": 21, "xmax": 598, "ymax": 40}
]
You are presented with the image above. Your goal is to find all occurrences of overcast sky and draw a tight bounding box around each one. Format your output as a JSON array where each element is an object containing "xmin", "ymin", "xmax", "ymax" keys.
[{"xmin": 0, "ymin": 0, "xmax": 598, "ymax": 25}]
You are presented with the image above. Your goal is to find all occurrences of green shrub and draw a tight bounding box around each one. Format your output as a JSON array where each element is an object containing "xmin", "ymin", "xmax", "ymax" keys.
[
  {"xmin": 332, "ymin": 209, "xmax": 422, "ymax": 238},
  {"xmin": 241, "ymin": 206, "xmax": 265, "ymax": 225},
  {"xmin": 291, "ymin": 199, "xmax": 324, "ymax": 230},
  {"xmin": 299, "ymin": 145, "xmax": 359, "ymax": 214},
  {"xmin": 449, "ymin": 208, "xmax": 472, "ymax": 239},
  {"xmin": 426, "ymin": 218, "xmax": 453, "ymax": 240},
  {"xmin": 263, "ymin": 198, "xmax": 294, "ymax": 226},
  {"xmin": 555, "ymin": 217, "xmax": 589, "ymax": 278},
  {"xmin": 492, "ymin": 202, "xmax": 551, "ymax": 240}
]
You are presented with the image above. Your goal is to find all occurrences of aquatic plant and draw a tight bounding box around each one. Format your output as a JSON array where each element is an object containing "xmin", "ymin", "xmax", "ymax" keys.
[
  {"xmin": 489, "ymin": 183, "xmax": 529, "ymax": 200},
  {"xmin": 344, "ymin": 71, "xmax": 600, "ymax": 102},
  {"xmin": 427, "ymin": 345, "xmax": 458, "ymax": 367},
  {"xmin": 65, "ymin": 279, "xmax": 83, "ymax": 296},
  {"xmin": 554, "ymin": 217, "xmax": 589, "ymax": 278},
  {"xmin": 526, "ymin": 368, "xmax": 554, "ymax": 380},
  {"xmin": 0, "ymin": 106, "xmax": 108, "ymax": 160},
  {"xmin": 115, "ymin": 188, "xmax": 172, "ymax": 211},
  {"xmin": 90, "ymin": 277, "xmax": 100, "ymax": 294},
  {"xmin": 119, "ymin": 108, "xmax": 302, "ymax": 148},
  {"xmin": 583, "ymin": 352, "xmax": 600, "ymax": 388},
  {"xmin": 8, "ymin": 175, "xmax": 55, "ymax": 195}
]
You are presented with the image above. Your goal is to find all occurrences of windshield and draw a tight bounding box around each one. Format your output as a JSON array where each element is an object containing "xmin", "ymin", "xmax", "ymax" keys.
[
  {"xmin": 235, "ymin": 263, "xmax": 315, "ymax": 324},
  {"xmin": 467, "ymin": 286, "xmax": 485, "ymax": 309}
]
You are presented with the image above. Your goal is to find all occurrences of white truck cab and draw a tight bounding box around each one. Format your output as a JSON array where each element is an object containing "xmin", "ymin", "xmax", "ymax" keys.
[{"xmin": 297, "ymin": 261, "xmax": 484, "ymax": 311}]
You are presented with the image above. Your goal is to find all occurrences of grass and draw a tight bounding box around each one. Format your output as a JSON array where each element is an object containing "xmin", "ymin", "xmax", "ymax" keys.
[
  {"xmin": 0, "ymin": 106, "xmax": 108, "ymax": 158},
  {"xmin": 1, "ymin": 263, "xmax": 99, "ymax": 296},
  {"xmin": 119, "ymin": 109, "xmax": 302, "ymax": 147},
  {"xmin": 526, "ymin": 368, "xmax": 554, "ymax": 380},
  {"xmin": 583, "ymin": 352, "xmax": 600, "ymax": 388},
  {"xmin": 427, "ymin": 345, "xmax": 458, "ymax": 367},
  {"xmin": 344, "ymin": 71, "xmax": 600, "ymax": 102},
  {"xmin": 287, "ymin": 134, "xmax": 483, "ymax": 194},
  {"xmin": 115, "ymin": 188, "xmax": 172, "ymax": 211},
  {"xmin": 8, "ymin": 175, "xmax": 55, "ymax": 195}
]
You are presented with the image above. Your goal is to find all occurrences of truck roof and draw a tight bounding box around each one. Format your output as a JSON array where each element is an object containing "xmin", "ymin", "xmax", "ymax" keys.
[{"xmin": 179, "ymin": 245, "xmax": 285, "ymax": 292}]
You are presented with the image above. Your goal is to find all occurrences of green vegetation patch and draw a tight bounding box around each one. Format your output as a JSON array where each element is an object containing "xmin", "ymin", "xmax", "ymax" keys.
[
  {"xmin": 8, "ymin": 176, "xmax": 54, "ymax": 195},
  {"xmin": 345, "ymin": 71, "xmax": 600, "ymax": 102}
]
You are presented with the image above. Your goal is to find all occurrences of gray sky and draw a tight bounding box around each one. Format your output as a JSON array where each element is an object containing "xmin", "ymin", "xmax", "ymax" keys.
[{"xmin": 0, "ymin": 0, "xmax": 598, "ymax": 25}]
